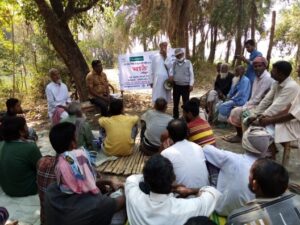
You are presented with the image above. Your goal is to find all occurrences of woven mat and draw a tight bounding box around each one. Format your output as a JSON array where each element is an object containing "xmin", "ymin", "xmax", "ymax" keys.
[{"xmin": 97, "ymin": 143, "xmax": 149, "ymax": 176}]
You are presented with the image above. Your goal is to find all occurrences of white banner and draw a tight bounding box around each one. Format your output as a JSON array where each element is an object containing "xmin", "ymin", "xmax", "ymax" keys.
[{"xmin": 118, "ymin": 48, "xmax": 184, "ymax": 90}]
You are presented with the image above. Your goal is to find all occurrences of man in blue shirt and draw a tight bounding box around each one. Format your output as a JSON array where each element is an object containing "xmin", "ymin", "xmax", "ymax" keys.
[
  {"xmin": 236, "ymin": 39, "xmax": 262, "ymax": 85},
  {"xmin": 217, "ymin": 66, "xmax": 251, "ymax": 122}
]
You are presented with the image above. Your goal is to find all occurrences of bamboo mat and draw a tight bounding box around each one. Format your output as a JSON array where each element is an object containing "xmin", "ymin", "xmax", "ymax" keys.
[{"xmin": 97, "ymin": 143, "xmax": 149, "ymax": 176}]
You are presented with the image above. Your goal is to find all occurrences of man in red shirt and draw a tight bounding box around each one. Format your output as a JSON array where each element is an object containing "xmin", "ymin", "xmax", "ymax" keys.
[{"xmin": 182, "ymin": 99, "xmax": 216, "ymax": 146}]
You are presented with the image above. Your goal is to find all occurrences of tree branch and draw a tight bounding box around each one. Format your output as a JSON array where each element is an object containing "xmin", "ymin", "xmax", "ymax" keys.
[
  {"xmin": 73, "ymin": 0, "xmax": 100, "ymax": 14},
  {"xmin": 50, "ymin": 0, "xmax": 64, "ymax": 18},
  {"xmin": 62, "ymin": 0, "xmax": 100, "ymax": 23},
  {"xmin": 34, "ymin": 0, "xmax": 58, "ymax": 22}
]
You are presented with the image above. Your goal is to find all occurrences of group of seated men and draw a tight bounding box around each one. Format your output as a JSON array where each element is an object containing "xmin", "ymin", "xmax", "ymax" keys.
[
  {"xmin": 204, "ymin": 39, "xmax": 300, "ymax": 162},
  {"xmin": 1, "ymin": 115, "xmax": 299, "ymax": 224},
  {"xmin": 1, "ymin": 39, "xmax": 300, "ymax": 224}
]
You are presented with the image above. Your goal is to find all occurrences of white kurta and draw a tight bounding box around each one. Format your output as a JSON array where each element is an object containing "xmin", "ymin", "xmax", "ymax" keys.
[
  {"xmin": 150, "ymin": 53, "xmax": 172, "ymax": 103},
  {"xmin": 161, "ymin": 140, "xmax": 209, "ymax": 189},
  {"xmin": 45, "ymin": 81, "xmax": 71, "ymax": 118},
  {"xmin": 203, "ymin": 145, "xmax": 256, "ymax": 216},
  {"xmin": 125, "ymin": 174, "xmax": 221, "ymax": 225},
  {"xmin": 254, "ymin": 77, "xmax": 300, "ymax": 143},
  {"xmin": 276, "ymin": 91, "xmax": 300, "ymax": 143}
]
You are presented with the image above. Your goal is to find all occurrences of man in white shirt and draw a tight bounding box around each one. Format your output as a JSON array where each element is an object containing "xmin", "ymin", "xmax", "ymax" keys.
[
  {"xmin": 228, "ymin": 159, "xmax": 300, "ymax": 225},
  {"xmin": 150, "ymin": 41, "xmax": 172, "ymax": 103},
  {"xmin": 203, "ymin": 127, "xmax": 272, "ymax": 216},
  {"xmin": 226, "ymin": 56, "xmax": 274, "ymax": 143},
  {"xmin": 161, "ymin": 119, "xmax": 209, "ymax": 189},
  {"xmin": 170, "ymin": 48, "xmax": 194, "ymax": 118},
  {"xmin": 125, "ymin": 154, "xmax": 221, "ymax": 225},
  {"xmin": 246, "ymin": 61, "xmax": 300, "ymax": 159},
  {"xmin": 45, "ymin": 68, "xmax": 71, "ymax": 124},
  {"xmin": 140, "ymin": 97, "xmax": 173, "ymax": 155}
]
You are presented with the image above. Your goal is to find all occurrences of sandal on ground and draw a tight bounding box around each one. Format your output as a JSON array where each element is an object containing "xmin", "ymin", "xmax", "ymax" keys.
[{"xmin": 223, "ymin": 135, "xmax": 242, "ymax": 143}]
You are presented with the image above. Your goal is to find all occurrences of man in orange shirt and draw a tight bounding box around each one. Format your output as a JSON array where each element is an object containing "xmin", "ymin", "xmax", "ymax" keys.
[{"xmin": 86, "ymin": 60, "xmax": 114, "ymax": 116}]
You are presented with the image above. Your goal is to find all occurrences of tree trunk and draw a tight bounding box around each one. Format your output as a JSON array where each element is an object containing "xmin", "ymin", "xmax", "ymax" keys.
[
  {"xmin": 22, "ymin": 62, "xmax": 28, "ymax": 93},
  {"xmin": 142, "ymin": 38, "xmax": 147, "ymax": 51},
  {"xmin": 266, "ymin": 11, "xmax": 276, "ymax": 70},
  {"xmin": 34, "ymin": 0, "xmax": 89, "ymax": 100},
  {"xmin": 296, "ymin": 44, "xmax": 300, "ymax": 68},
  {"xmin": 250, "ymin": 0, "xmax": 256, "ymax": 40},
  {"xmin": 225, "ymin": 38, "xmax": 232, "ymax": 63},
  {"xmin": 192, "ymin": 23, "xmax": 197, "ymax": 57},
  {"xmin": 208, "ymin": 25, "xmax": 218, "ymax": 63},
  {"xmin": 232, "ymin": 0, "xmax": 243, "ymax": 67},
  {"xmin": 185, "ymin": 23, "xmax": 190, "ymax": 59},
  {"xmin": 46, "ymin": 23, "xmax": 89, "ymax": 100},
  {"xmin": 168, "ymin": 0, "xmax": 191, "ymax": 50}
]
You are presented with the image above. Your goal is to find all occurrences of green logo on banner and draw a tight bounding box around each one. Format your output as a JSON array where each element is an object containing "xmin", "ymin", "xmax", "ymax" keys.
[{"xmin": 130, "ymin": 56, "xmax": 144, "ymax": 61}]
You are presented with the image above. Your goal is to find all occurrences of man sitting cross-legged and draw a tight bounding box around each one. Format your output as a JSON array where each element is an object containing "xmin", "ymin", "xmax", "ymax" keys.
[
  {"xmin": 203, "ymin": 126, "xmax": 272, "ymax": 216},
  {"xmin": 217, "ymin": 65, "xmax": 251, "ymax": 122},
  {"xmin": 161, "ymin": 119, "xmax": 209, "ymax": 189},
  {"xmin": 44, "ymin": 122, "xmax": 125, "ymax": 225},
  {"xmin": 0, "ymin": 117, "xmax": 42, "ymax": 197},
  {"xmin": 99, "ymin": 99, "xmax": 139, "ymax": 156},
  {"xmin": 182, "ymin": 99, "xmax": 216, "ymax": 146},
  {"xmin": 226, "ymin": 56, "xmax": 274, "ymax": 143},
  {"xmin": 228, "ymin": 158, "xmax": 300, "ymax": 225},
  {"xmin": 246, "ymin": 61, "xmax": 300, "ymax": 159},
  {"xmin": 125, "ymin": 154, "xmax": 221, "ymax": 225},
  {"xmin": 140, "ymin": 97, "xmax": 172, "ymax": 156}
]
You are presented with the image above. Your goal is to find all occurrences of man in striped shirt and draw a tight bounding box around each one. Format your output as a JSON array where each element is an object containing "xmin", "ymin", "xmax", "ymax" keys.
[{"xmin": 182, "ymin": 99, "xmax": 216, "ymax": 146}]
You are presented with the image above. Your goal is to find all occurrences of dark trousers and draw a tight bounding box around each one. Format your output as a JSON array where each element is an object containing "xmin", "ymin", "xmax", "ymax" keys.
[
  {"xmin": 173, "ymin": 84, "xmax": 190, "ymax": 118},
  {"xmin": 89, "ymin": 97, "xmax": 109, "ymax": 116}
]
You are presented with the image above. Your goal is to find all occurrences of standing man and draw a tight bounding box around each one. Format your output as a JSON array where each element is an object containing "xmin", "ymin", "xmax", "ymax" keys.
[
  {"xmin": 150, "ymin": 41, "xmax": 172, "ymax": 103},
  {"xmin": 170, "ymin": 48, "xmax": 194, "ymax": 119},
  {"xmin": 45, "ymin": 68, "xmax": 71, "ymax": 124},
  {"xmin": 236, "ymin": 39, "xmax": 262, "ymax": 86},
  {"xmin": 86, "ymin": 60, "xmax": 114, "ymax": 116}
]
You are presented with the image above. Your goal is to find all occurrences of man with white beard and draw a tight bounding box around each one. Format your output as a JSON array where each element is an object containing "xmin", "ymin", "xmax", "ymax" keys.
[
  {"xmin": 150, "ymin": 41, "xmax": 173, "ymax": 104},
  {"xmin": 206, "ymin": 63, "xmax": 234, "ymax": 122}
]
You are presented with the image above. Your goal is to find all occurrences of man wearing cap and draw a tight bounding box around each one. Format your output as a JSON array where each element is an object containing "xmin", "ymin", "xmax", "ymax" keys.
[
  {"xmin": 225, "ymin": 57, "xmax": 274, "ymax": 143},
  {"xmin": 206, "ymin": 63, "xmax": 234, "ymax": 122},
  {"xmin": 170, "ymin": 48, "xmax": 194, "ymax": 118},
  {"xmin": 202, "ymin": 127, "xmax": 272, "ymax": 216},
  {"xmin": 217, "ymin": 66, "xmax": 251, "ymax": 122},
  {"xmin": 150, "ymin": 41, "xmax": 172, "ymax": 103}
]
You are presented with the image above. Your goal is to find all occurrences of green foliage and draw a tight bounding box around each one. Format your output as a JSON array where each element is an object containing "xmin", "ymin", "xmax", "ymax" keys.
[{"xmin": 276, "ymin": 2, "xmax": 300, "ymax": 54}]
